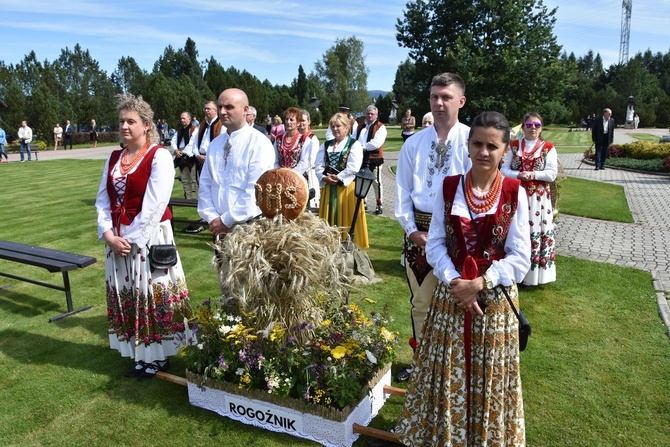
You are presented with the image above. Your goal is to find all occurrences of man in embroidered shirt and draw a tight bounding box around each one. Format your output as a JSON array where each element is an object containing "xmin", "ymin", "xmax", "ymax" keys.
[
  {"xmin": 325, "ymin": 104, "xmax": 358, "ymax": 140},
  {"xmin": 18, "ymin": 121, "xmax": 33, "ymax": 162},
  {"xmin": 198, "ymin": 88, "xmax": 275, "ymax": 241},
  {"xmin": 394, "ymin": 72, "xmax": 472, "ymax": 382},
  {"xmin": 356, "ymin": 105, "xmax": 387, "ymax": 215},
  {"xmin": 184, "ymin": 101, "xmax": 224, "ymax": 180},
  {"xmin": 171, "ymin": 111, "xmax": 197, "ymax": 200}
]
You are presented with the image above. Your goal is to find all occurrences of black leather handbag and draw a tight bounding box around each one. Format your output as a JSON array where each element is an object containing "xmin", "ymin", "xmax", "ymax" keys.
[{"xmin": 148, "ymin": 244, "xmax": 177, "ymax": 270}]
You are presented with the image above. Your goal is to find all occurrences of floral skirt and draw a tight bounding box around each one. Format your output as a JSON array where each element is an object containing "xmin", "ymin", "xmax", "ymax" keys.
[
  {"xmin": 524, "ymin": 191, "xmax": 556, "ymax": 285},
  {"xmin": 396, "ymin": 282, "xmax": 525, "ymax": 447},
  {"xmin": 318, "ymin": 182, "xmax": 369, "ymax": 248},
  {"xmin": 105, "ymin": 221, "xmax": 192, "ymax": 363}
]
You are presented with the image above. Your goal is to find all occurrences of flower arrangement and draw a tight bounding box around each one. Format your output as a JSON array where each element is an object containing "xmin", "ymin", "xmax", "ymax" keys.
[{"xmin": 181, "ymin": 295, "xmax": 397, "ymax": 410}]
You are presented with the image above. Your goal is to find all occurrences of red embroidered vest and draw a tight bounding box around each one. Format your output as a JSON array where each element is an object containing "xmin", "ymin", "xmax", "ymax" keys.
[
  {"xmin": 509, "ymin": 139, "xmax": 554, "ymax": 197},
  {"xmin": 107, "ymin": 145, "xmax": 172, "ymax": 234},
  {"xmin": 442, "ymin": 174, "xmax": 520, "ymax": 276}
]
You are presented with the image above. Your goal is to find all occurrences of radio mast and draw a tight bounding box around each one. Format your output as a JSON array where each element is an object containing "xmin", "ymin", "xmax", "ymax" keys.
[{"xmin": 619, "ymin": 0, "xmax": 632, "ymax": 64}]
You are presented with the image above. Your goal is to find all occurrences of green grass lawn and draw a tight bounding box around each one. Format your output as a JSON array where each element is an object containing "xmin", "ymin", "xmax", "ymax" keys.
[
  {"xmin": 628, "ymin": 133, "xmax": 660, "ymax": 142},
  {"xmin": 557, "ymin": 177, "xmax": 634, "ymax": 222},
  {"xmin": 0, "ymin": 160, "xmax": 668, "ymax": 446}
]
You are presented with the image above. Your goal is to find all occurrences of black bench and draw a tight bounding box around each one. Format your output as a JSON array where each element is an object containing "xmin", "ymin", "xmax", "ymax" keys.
[
  {"xmin": 0, "ymin": 240, "xmax": 96, "ymax": 322},
  {"xmin": 168, "ymin": 198, "xmax": 201, "ymax": 229}
]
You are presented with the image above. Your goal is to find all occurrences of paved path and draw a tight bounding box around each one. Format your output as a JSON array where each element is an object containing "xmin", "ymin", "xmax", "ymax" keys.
[
  {"xmin": 21, "ymin": 130, "xmax": 670, "ymax": 335},
  {"xmin": 368, "ymin": 127, "xmax": 670, "ymax": 335}
]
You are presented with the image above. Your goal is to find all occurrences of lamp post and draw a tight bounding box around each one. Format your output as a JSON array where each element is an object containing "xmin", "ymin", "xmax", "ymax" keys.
[{"xmin": 348, "ymin": 165, "xmax": 375, "ymax": 241}]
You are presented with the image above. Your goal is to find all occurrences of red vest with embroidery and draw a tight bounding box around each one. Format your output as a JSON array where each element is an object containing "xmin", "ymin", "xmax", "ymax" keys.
[
  {"xmin": 107, "ymin": 145, "xmax": 172, "ymax": 233},
  {"xmin": 509, "ymin": 139, "xmax": 554, "ymax": 197},
  {"xmin": 442, "ymin": 174, "xmax": 520, "ymax": 276}
]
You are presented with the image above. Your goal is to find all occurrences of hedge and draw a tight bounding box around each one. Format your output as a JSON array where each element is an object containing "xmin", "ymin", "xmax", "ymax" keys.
[{"xmin": 621, "ymin": 141, "xmax": 670, "ymax": 159}]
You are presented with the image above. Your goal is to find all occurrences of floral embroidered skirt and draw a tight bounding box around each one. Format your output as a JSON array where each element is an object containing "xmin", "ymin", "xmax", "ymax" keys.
[
  {"xmin": 319, "ymin": 182, "xmax": 369, "ymax": 248},
  {"xmin": 524, "ymin": 190, "xmax": 556, "ymax": 285},
  {"xmin": 105, "ymin": 221, "xmax": 192, "ymax": 363},
  {"xmin": 396, "ymin": 281, "xmax": 525, "ymax": 447}
]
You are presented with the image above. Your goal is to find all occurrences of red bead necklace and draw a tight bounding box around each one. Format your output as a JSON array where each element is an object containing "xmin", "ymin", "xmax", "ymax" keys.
[
  {"xmin": 120, "ymin": 142, "xmax": 150, "ymax": 175},
  {"xmin": 464, "ymin": 171, "xmax": 503, "ymax": 214}
]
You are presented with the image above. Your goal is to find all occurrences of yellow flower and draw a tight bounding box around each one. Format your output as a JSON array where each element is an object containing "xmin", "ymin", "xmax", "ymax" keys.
[
  {"xmin": 380, "ymin": 327, "xmax": 395, "ymax": 342},
  {"xmin": 322, "ymin": 319, "xmax": 331, "ymax": 327},
  {"xmin": 364, "ymin": 298, "xmax": 376, "ymax": 304},
  {"xmin": 331, "ymin": 345, "xmax": 347, "ymax": 359},
  {"xmin": 269, "ymin": 324, "xmax": 286, "ymax": 342}
]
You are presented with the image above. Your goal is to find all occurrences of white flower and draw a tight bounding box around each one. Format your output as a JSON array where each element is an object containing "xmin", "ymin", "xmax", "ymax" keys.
[
  {"xmin": 219, "ymin": 323, "xmax": 239, "ymax": 335},
  {"xmin": 197, "ymin": 343, "xmax": 204, "ymax": 350},
  {"xmin": 365, "ymin": 350, "xmax": 377, "ymax": 364},
  {"xmin": 236, "ymin": 368, "xmax": 245, "ymax": 376}
]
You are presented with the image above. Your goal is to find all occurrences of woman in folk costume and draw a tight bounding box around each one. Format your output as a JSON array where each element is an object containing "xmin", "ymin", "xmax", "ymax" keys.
[
  {"xmin": 396, "ymin": 112, "xmax": 530, "ymax": 446},
  {"xmin": 501, "ymin": 111, "xmax": 557, "ymax": 286},
  {"xmin": 297, "ymin": 109, "xmax": 321, "ymax": 210},
  {"xmin": 275, "ymin": 107, "xmax": 310, "ymax": 173},
  {"xmin": 95, "ymin": 93, "xmax": 192, "ymax": 379},
  {"xmin": 315, "ymin": 112, "xmax": 369, "ymax": 248}
]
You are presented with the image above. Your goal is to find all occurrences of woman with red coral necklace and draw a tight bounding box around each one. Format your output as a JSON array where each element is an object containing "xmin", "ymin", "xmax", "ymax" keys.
[
  {"xmin": 396, "ymin": 112, "xmax": 530, "ymax": 447},
  {"xmin": 501, "ymin": 111, "xmax": 558, "ymax": 286},
  {"xmin": 274, "ymin": 107, "xmax": 310, "ymax": 175},
  {"xmin": 95, "ymin": 94, "xmax": 192, "ymax": 380}
]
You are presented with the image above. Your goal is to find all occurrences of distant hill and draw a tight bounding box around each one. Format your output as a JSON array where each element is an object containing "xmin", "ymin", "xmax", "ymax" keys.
[{"xmin": 369, "ymin": 90, "xmax": 390, "ymax": 99}]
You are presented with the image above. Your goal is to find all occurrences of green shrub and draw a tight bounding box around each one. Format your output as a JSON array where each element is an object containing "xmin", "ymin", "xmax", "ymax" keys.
[
  {"xmin": 621, "ymin": 141, "xmax": 670, "ymax": 159},
  {"xmin": 606, "ymin": 157, "xmax": 665, "ymax": 172}
]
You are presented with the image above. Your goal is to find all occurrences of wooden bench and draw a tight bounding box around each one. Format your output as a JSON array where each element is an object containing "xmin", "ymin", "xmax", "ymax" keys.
[{"xmin": 0, "ymin": 240, "xmax": 96, "ymax": 322}]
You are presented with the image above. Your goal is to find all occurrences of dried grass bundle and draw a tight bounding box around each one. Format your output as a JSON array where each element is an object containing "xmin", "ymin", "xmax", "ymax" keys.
[{"xmin": 213, "ymin": 213, "xmax": 347, "ymax": 341}]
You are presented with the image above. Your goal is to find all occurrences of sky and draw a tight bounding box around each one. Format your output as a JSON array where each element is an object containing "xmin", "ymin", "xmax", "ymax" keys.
[{"xmin": 0, "ymin": 0, "xmax": 669, "ymax": 93}]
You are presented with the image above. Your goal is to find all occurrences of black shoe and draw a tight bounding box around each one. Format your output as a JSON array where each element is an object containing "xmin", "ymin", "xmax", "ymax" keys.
[
  {"xmin": 137, "ymin": 359, "xmax": 169, "ymax": 380},
  {"xmin": 395, "ymin": 366, "xmax": 412, "ymax": 382},
  {"xmin": 124, "ymin": 361, "xmax": 147, "ymax": 378},
  {"xmin": 374, "ymin": 205, "xmax": 383, "ymax": 215},
  {"xmin": 601, "ymin": 166, "xmax": 606, "ymax": 170},
  {"xmin": 184, "ymin": 223, "xmax": 204, "ymax": 233}
]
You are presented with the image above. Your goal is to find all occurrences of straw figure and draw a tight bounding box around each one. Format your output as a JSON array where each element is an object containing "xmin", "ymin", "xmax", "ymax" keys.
[{"xmin": 213, "ymin": 169, "xmax": 349, "ymax": 342}]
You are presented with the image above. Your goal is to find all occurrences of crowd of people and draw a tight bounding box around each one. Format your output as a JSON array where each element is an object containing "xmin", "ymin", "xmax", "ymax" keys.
[{"xmin": 79, "ymin": 68, "xmax": 618, "ymax": 446}]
